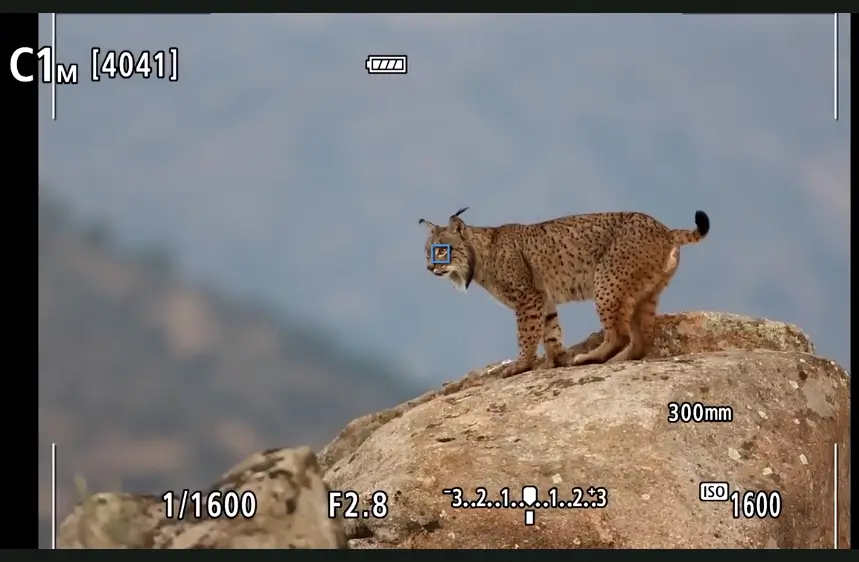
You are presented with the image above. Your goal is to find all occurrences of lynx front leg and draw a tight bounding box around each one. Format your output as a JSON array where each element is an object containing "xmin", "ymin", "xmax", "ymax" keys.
[
  {"xmin": 542, "ymin": 304, "xmax": 569, "ymax": 368},
  {"xmin": 498, "ymin": 293, "xmax": 545, "ymax": 378}
]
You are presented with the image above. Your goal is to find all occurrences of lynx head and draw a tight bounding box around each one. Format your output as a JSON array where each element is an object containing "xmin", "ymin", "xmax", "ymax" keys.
[{"xmin": 419, "ymin": 207, "xmax": 476, "ymax": 293}]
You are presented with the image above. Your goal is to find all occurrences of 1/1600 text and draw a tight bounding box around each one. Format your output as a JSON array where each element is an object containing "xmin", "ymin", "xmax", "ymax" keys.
[{"xmin": 162, "ymin": 490, "xmax": 258, "ymax": 520}]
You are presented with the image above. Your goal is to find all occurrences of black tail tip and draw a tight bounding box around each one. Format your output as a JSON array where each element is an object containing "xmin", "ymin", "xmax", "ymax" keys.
[{"xmin": 694, "ymin": 210, "xmax": 710, "ymax": 237}]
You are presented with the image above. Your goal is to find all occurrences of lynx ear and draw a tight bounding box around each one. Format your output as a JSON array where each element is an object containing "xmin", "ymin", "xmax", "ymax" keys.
[
  {"xmin": 448, "ymin": 207, "xmax": 469, "ymax": 234},
  {"xmin": 419, "ymin": 218, "xmax": 438, "ymax": 231}
]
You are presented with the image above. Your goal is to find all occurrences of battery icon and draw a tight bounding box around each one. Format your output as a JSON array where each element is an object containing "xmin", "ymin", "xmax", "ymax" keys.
[{"xmin": 365, "ymin": 55, "xmax": 408, "ymax": 75}]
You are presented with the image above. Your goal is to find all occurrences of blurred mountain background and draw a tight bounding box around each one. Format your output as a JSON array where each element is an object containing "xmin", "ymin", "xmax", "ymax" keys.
[
  {"xmin": 39, "ymin": 191, "xmax": 422, "ymax": 537},
  {"xmin": 37, "ymin": 14, "xmax": 849, "ymax": 547},
  {"xmin": 38, "ymin": 190, "xmax": 422, "ymax": 544}
]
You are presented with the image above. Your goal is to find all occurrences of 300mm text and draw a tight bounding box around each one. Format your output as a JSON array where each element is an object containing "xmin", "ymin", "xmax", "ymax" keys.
[{"xmin": 667, "ymin": 401, "xmax": 733, "ymax": 423}]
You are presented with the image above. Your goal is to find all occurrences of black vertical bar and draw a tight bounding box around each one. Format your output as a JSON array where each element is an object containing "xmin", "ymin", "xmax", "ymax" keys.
[{"xmin": 2, "ymin": 11, "xmax": 40, "ymax": 549}]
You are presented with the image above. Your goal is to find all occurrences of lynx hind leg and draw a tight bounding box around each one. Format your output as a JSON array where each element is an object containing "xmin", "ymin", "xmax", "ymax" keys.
[
  {"xmin": 542, "ymin": 305, "xmax": 569, "ymax": 368},
  {"xmin": 571, "ymin": 272, "xmax": 635, "ymax": 366},
  {"xmin": 630, "ymin": 293, "xmax": 659, "ymax": 359},
  {"xmin": 625, "ymin": 247, "xmax": 680, "ymax": 361},
  {"xmin": 635, "ymin": 271, "xmax": 676, "ymax": 359},
  {"xmin": 498, "ymin": 293, "xmax": 545, "ymax": 378},
  {"xmin": 611, "ymin": 268, "xmax": 676, "ymax": 363}
]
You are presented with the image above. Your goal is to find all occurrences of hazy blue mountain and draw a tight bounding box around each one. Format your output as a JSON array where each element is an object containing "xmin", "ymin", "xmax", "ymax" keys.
[{"xmin": 38, "ymin": 191, "xmax": 423, "ymax": 546}]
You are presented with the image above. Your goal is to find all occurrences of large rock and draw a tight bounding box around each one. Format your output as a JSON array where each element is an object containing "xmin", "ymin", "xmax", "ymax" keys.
[
  {"xmin": 58, "ymin": 446, "xmax": 347, "ymax": 549},
  {"xmin": 321, "ymin": 311, "xmax": 850, "ymax": 549}
]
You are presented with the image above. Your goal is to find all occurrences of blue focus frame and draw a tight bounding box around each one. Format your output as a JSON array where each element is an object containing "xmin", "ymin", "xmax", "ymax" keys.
[{"xmin": 430, "ymin": 244, "xmax": 451, "ymax": 264}]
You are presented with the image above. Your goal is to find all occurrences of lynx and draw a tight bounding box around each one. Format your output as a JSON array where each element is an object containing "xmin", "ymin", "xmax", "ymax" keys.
[{"xmin": 420, "ymin": 207, "xmax": 710, "ymax": 378}]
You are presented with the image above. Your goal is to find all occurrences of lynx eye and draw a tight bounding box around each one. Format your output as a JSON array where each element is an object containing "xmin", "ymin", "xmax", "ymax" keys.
[{"xmin": 434, "ymin": 247, "xmax": 448, "ymax": 259}]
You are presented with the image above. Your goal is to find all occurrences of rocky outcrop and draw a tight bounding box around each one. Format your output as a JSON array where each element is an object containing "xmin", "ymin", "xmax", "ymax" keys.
[
  {"xmin": 321, "ymin": 312, "xmax": 851, "ymax": 549},
  {"xmin": 58, "ymin": 446, "xmax": 347, "ymax": 549},
  {"xmin": 58, "ymin": 311, "xmax": 849, "ymax": 549}
]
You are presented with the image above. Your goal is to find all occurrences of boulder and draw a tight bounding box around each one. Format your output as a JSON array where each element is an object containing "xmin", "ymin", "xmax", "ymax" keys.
[
  {"xmin": 321, "ymin": 311, "xmax": 850, "ymax": 549},
  {"xmin": 58, "ymin": 446, "xmax": 347, "ymax": 549}
]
